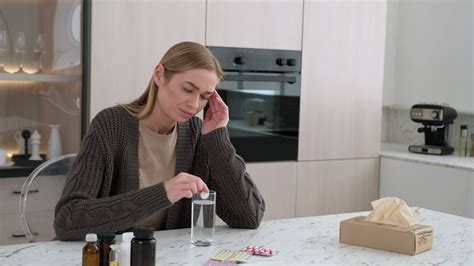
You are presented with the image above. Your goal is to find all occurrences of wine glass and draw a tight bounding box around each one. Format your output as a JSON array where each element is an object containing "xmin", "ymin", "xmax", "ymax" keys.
[
  {"xmin": 0, "ymin": 30, "xmax": 8, "ymax": 72},
  {"xmin": 34, "ymin": 33, "xmax": 45, "ymax": 72},
  {"xmin": 14, "ymin": 32, "xmax": 26, "ymax": 72}
]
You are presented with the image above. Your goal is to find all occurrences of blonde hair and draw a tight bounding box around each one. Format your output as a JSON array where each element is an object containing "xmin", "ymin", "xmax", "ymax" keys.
[{"xmin": 121, "ymin": 41, "xmax": 224, "ymax": 119}]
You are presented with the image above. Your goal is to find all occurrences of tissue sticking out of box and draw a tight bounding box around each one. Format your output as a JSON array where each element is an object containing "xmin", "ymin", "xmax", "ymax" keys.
[{"xmin": 365, "ymin": 197, "xmax": 421, "ymax": 227}]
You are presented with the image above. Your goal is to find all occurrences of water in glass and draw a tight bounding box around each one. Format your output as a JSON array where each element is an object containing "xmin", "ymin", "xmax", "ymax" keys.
[{"xmin": 191, "ymin": 191, "xmax": 216, "ymax": 246}]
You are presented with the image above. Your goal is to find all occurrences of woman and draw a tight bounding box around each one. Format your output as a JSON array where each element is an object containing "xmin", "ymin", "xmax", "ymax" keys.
[{"xmin": 54, "ymin": 42, "xmax": 265, "ymax": 240}]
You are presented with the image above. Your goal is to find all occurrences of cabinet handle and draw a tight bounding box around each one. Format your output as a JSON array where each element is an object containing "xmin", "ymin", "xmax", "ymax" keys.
[
  {"xmin": 12, "ymin": 232, "xmax": 39, "ymax": 238},
  {"xmin": 12, "ymin": 189, "xmax": 39, "ymax": 194}
]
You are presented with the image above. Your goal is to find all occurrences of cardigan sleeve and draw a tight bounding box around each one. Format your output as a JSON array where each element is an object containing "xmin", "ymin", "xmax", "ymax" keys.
[
  {"xmin": 198, "ymin": 126, "xmax": 266, "ymax": 229},
  {"xmin": 54, "ymin": 116, "xmax": 172, "ymax": 241}
]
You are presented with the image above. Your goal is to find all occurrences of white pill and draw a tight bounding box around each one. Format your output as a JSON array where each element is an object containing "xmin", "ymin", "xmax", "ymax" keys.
[{"xmin": 200, "ymin": 192, "xmax": 209, "ymax": 199}]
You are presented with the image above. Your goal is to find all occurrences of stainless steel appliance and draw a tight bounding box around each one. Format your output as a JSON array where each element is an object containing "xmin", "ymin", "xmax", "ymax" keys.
[
  {"xmin": 207, "ymin": 46, "xmax": 301, "ymax": 162},
  {"xmin": 409, "ymin": 104, "xmax": 457, "ymax": 155}
]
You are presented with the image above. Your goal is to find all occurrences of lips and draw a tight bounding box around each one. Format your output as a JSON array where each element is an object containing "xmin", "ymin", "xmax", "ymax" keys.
[{"xmin": 179, "ymin": 108, "xmax": 194, "ymax": 118}]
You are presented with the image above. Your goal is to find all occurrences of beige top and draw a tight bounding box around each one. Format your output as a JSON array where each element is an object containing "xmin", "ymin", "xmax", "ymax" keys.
[{"xmin": 136, "ymin": 122, "xmax": 178, "ymax": 230}]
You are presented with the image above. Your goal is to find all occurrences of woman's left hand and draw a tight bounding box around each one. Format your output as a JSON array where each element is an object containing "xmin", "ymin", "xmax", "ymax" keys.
[{"xmin": 202, "ymin": 91, "xmax": 229, "ymax": 135}]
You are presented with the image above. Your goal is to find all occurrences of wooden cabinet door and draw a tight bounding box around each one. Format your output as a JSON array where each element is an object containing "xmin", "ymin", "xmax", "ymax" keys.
[
  {"xmin": 90, "ymin": 0, "xmax": 206, "ymax": 119},
  {"xmin": 299, "ymin": 0, "xmax": 387, "ymax": 160},
  {"xmin": 467, "ymin": 171, "xmax": 474, "ymax": 219},
  {"xmin": 296, "ymin": 159, "xmax": 379, "ymax": 217},
  {"xmin": 0, "ymin": 175, "xmax": 66, "ymax": 245},
  {"xmin": 246, "ymin": 162, "xmax": 297, "ymax": 220},
  {"xmin": 206, "ymin": 0, "xmax": 303, "ymax": 50},
  {"xmin": 380, "ymin": 157, "xmax": 471, "ymax": 218}
]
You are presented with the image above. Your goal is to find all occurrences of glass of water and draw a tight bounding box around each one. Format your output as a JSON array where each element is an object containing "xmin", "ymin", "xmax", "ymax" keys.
[{"xmin": 191, "ymin": 190, "xmax": 216, "ymax": 246}]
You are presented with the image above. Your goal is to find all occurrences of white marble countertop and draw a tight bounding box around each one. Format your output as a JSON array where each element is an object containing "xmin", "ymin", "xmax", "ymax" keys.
[
  {"xmin": 0, "ymin": 208, "xmax": 473, "ymax": 265},
  {"xmin": 381, "ymin": 142, "xmax": 474, "ymax": 171}
]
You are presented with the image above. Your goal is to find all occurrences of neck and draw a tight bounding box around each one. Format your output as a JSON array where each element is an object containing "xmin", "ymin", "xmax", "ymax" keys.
[{"xmin": 140, "ymin": 103, "xmax": 175, "ymax": 135}]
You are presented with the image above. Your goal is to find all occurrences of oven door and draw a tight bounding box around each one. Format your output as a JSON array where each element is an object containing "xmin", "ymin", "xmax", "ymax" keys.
[{"xmin": 217, "ymin": 71, "xmax": 300, "ymax": 162}]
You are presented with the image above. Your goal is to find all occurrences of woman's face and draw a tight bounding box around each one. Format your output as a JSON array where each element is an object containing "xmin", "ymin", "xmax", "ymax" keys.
[{"xmin": 153, "ymin": 64, "xmax": 219, "ymax": 123}]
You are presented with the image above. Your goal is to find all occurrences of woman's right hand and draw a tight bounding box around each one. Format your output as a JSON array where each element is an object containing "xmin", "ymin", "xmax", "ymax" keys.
[{"xmin": 164, "ymin": 172, "xmax": 209, "ymax": 203}]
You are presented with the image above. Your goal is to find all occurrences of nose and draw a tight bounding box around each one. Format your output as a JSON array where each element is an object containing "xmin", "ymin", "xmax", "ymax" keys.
[{"xmin": 187, "ymin": 94, "xmax": 199, "ymax": 109}]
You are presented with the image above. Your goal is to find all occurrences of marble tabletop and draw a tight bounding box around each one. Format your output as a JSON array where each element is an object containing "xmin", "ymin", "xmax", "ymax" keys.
[
  {"xmin": 381, "ymin": 142, "xmax": 474, "ymax": 171},
  {"xmin": 0, "ymin": 208, "xmax": 472, "ymax": 265}
]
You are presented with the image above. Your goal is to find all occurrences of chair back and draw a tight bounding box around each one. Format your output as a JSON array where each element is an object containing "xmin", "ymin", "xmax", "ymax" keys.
[{"xmin": 19, "ymin": 154, "xmax": 76, "ymax": 243}]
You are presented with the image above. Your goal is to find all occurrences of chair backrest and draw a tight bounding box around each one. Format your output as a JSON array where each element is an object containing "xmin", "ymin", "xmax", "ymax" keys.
[{"xmin": 19, "ymin": 153, "xmax": 76, "ymax": 243}]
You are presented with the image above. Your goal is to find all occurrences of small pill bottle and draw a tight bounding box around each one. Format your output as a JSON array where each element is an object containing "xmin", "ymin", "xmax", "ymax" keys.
[
  {"xmin": 109, "ymin": 244, "xmax": 120, "ymax": 266},
  {"xmin": 97, "ymin": 232, "xmax": 116, "ymax": 266},
  {"xmin": 131, "ymin": 226, "xmax": 156, "ymax": 266},
  {"xmin": 83, "ymin": 233, "xmax": 99, "ymax": 266}
]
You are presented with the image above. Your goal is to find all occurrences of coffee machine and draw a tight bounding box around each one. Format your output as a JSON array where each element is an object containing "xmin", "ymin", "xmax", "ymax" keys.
[{"xmin": 408, "ymin": 104, "xmax": 457, "ymax": 155}]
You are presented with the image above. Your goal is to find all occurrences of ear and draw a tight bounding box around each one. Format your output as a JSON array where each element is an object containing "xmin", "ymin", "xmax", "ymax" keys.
[{"xmin": 152, "ymin": 64, "xmax": 165, "ymax": 86}]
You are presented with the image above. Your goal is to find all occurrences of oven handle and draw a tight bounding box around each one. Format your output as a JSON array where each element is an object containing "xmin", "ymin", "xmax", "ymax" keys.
[{"xmin": 224, "ymin": 74, "xmax": 297, "ymax": 84}]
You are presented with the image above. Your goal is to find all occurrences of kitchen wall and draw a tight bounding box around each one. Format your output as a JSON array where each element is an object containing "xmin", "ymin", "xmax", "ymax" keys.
[{"xmin": 382, "ymin": 0, "xmax": 473, "ymax": 152}]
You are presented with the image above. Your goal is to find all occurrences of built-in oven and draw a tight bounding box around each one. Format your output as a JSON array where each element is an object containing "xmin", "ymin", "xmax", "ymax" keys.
[{"xmin": 207, "ymin": 46, "xmax": 301, "ymax": 162}]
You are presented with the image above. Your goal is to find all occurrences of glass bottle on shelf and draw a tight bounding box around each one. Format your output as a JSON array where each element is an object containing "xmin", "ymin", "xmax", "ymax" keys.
[
  {"xmin": 470, "ymin": 133, "xmax": 474, "ymax": 157},
  {"xmin": 458, "ymin": 125, "xmax": 468, "ymax": 157}
]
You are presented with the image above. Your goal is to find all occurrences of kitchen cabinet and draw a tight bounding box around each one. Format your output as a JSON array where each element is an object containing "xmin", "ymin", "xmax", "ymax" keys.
[
  {"xmin": 296, "ymin": 159, "xmax": 379, "ymax": 217},
  {"xmin": 206, "ymin": 0, "xmax": 303, "ymax": 50},
  {"xmin": 0, "ymin": 175, "xmax": 65, "ymax": 245},
  {"xmin": 380, "ymin": 157, "xmax": 474, "ymax": 218},
  {"xmin": 299, "ymin": 0, "xmax": 387, "ymax": 161},
  {"xmin": 214, "ymin": 161, "xmax": 297, "ymax": 226},
  {"xmin": 0, "ymin": 177, "xmax": 27, "ymax": 245},
  {"xmin": 246, "ymin": 162, "xmax": 297, "ymax": 220},
  {"xmin": 90, "ymin": 0, "xmax": 206, "ymax": 119}
]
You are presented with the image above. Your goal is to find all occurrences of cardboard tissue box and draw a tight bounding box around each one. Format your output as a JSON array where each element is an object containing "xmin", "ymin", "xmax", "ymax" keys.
[{"xmin": 339, "ymin": 197, "xmax": 433, "ymax": 255}]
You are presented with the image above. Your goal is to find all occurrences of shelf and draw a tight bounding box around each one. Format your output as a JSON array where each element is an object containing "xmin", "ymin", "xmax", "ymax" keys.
[
  {"xmin": 0, "ymin": 165, "xmax": 36, "ymax": 178},
  {"xmin": 0, "ymin": 72, "xmax": 80, "ymax": 83}
]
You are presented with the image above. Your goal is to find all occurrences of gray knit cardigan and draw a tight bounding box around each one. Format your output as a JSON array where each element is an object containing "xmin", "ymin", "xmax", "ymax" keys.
[{"xmin": 54, "ymin": 107, "xmax": 265, "ymax": 240}]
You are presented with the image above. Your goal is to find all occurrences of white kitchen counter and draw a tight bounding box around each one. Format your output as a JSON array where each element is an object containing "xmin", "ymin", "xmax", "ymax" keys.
[
  {"xmin": 0, "ymin": 208, "xmax": 472, "ymax": 265},
  {"xmin": 381, "ymin": 142, "xmax": 474, "ymax": 171}
]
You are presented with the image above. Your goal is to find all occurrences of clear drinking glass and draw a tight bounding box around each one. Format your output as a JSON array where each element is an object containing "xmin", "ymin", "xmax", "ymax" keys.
[
  {"xmin": 14, "ymin": 32, "xmax": 26, "ymax": 72},
  {"xmin": 33, "ymin": 33, "xmax": 45, "ymax": 72},
  {"xmin": 0, "ymin": 30, "xmax": 8, "ymax": 71},
  {"xmin": 191, "ymin": 190, "xmax": 216, "ymax": 246}
]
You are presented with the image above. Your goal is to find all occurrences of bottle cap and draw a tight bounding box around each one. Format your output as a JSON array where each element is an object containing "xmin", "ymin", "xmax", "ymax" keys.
[
  {"xmin": 133, "ymin": 226, "xmax": 154, "ymax": 239},
  {"xmin": 122, "ymin": 232, "xmax": 134, "ymax": 243},
  {"xmin": 85, "ymin": 233, "xmax": 97, "ymax": 242},
  {"xmin": 97, "ymin": 232, "xmax": 116, "ymax": 243}
]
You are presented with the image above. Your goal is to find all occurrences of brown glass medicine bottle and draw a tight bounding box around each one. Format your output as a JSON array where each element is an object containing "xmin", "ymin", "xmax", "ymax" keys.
[
  {"xmin": 97, "ymin": 232, "xmax": 116, "ymax": 266},
  {"xmin": 83, "ymin": 233, "xmax": 99, "ymax": 266}
]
